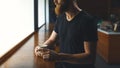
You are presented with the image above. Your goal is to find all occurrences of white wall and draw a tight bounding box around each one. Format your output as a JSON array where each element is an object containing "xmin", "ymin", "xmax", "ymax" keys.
[{"xmin": 0, "ymin": 0, "xmax": 34, "ymax": 58}]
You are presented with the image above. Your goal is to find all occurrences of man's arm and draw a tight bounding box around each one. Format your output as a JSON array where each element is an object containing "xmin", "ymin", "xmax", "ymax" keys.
[
  {"xmin": 47, "ymin": 41, "xmax": 97, "ymax": 64},
  {"xmin": 43, "ymin": 31, "xmax": 58, "ymax": 47},
  {"xmin": 34, "ymin": 31, "xmax": 57, "ymax": 56}
]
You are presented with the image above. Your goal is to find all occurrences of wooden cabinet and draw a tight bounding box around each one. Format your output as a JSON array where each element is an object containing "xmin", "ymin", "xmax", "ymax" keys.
[{"xmin": 97, "ymin": 29, "xmax": 120, "ymax": 64}]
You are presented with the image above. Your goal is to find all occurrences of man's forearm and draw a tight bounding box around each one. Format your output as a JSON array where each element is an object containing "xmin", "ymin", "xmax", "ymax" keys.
[
  {"xmin": 43, "ymin": 31, "xmax": 57, "ymax": 47},
  {"xmin": 43, "ymin": 39, "xmax": 56, "ymax": 49},
  {"xmin": 57, "ymin": 53, "xmax": 94, "ymax": 64}
]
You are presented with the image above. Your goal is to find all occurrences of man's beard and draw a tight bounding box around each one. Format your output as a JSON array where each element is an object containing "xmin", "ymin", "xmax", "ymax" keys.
[{"xmin": 55, "ymin": 2, "xmax": 69, "ymax": 16}]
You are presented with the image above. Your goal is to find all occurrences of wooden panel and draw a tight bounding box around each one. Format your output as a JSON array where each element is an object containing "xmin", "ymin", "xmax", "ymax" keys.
[
  {"xmin": 97, "ymin": 31, "xmax": 109, "ymax": 62},
  {"xmin": 109, "ymin": 34, "xmax": 120, "ymax": 64},
  {"xmin": 97, "ymin": 31, "xmax": 120, "ymax": 64}
]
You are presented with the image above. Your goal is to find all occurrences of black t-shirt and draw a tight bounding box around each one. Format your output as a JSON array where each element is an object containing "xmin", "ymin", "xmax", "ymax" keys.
[{"xmin": 54, "ymin": 11, "xmax": 98, "ymax": 54}]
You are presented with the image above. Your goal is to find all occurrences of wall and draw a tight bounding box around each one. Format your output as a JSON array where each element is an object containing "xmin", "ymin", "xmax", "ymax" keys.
[{"xmin": 77, "ymin": 0, "xmax": 109, "ymax": 19}]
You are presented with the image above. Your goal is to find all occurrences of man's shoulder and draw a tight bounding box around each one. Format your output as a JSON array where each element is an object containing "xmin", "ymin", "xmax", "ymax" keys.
[{"xmin": 80, "ymin": 11, "xmax": 94, "ymax": 20}]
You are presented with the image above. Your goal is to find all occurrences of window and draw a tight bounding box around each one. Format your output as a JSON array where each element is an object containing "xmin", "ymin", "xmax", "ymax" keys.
[{"xmin": 0, "ymin": 0, "xmax": 34, "ymax": 58}]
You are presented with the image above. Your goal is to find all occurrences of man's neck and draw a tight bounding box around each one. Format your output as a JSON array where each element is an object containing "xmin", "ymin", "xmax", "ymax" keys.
[{"xmin": 65, "ymin": 8, "xmax": 81, "ymax": 21}]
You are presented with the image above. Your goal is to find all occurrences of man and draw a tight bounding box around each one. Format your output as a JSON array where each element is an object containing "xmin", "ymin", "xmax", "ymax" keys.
[{"xmin": 35, "ymin": 0, "xmax": 98, "ymax": 68}]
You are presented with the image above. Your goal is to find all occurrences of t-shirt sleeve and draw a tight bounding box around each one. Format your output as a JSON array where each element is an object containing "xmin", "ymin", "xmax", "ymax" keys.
[
  {"xmin": 83, "ymin": 17, "xmax": 98, "ymax": 42},
  {"xmin": 53, "ymin": 20, "xmax": 59, "ymax": 33}
]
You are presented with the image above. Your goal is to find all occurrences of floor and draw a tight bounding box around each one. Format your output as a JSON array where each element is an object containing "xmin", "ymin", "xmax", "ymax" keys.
[
  {"xmin": 0, "ymin": 24, "xmax": 120, "ymax": 68},
  {"xmin": 95, "ymin": 54, "xmax": 120, "ymax": 68}
]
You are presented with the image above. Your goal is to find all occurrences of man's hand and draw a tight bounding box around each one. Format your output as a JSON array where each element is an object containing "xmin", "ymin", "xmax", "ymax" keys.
[
  {"xmin": 35, "ymin": 45, "xmax": 59, "ymax": 61},
  {"xmin": 42, "ymin": 49, "xmax": 59, "ymax": 61},
  {"xmin": 34, "ymin": 45, "xmax": 48, "ymax": 57}
]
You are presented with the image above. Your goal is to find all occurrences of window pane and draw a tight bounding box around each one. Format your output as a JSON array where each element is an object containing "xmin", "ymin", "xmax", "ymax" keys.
[
  {"xmin": 38, "ymin": 0, "xmax": 45, "ymax": 27},
  {"xmin": 0, "ymin": 0, "xmax": 34, "ymax": 58}
]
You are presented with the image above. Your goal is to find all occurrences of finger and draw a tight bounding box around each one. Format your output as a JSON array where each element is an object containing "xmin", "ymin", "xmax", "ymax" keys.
[
  {"xmin": 35, "ymin": 46, "xmax": 40, "ymax": 52},
  {"xmin": 35, "ymin": 48, "xmax": 42, "ymax": 57},
  {"xmin": 43, "ymin": 54, "xmax": 50, "ymax": 60},
  {"xmin": 35, "ymin": 51, "xmax": 40, "ymax": 56},
  {"xmin": 35, "ymin": 52, "xmax": 39, "ymax": 56},
  {"xmin": 35, "ymin": 47, "xmax": 44, "ymax": 53},
  {"xmin": 35, "ymin": 48, "xmax": 38, "ymax": 56},
  {"xmin": 36, "ymin": 51, "xmax": 43, "ymax": 57},
  {"xmin": 37, "ymin": 51, "xmax": 42, "ymax": 56},
  {"xmin": 42, "ymin": 48, "xmax": 50, "ymax": 52}
]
